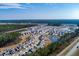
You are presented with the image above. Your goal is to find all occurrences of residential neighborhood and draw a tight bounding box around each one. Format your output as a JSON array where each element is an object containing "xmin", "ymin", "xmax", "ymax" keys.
[{"xmin": 0, "ymin": 24, "xmax": 78, "ymax": 56}]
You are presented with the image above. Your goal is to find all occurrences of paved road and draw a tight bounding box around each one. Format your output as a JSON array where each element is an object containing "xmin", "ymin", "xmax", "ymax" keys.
[
  {"xmin": 4, "ymin": 28, "xmax": 27, "ymax": 33},
  {"xmin": 66, "ymin": 42, "xmax": 79, "ymax": 56},
  {"xmin": 57, "ymin": 37, "xmax": 79, "ymax": 56}
]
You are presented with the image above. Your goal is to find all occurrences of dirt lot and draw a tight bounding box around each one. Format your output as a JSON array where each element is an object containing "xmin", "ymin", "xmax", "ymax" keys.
[{"xmin": 0, "ymin": 35, "xmax": 30, "ymax": 51}]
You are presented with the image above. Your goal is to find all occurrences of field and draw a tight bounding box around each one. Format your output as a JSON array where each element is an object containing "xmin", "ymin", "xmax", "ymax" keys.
[{"xmin": 0, "ymin": 24, "xmax": 36, "ymax": 32}]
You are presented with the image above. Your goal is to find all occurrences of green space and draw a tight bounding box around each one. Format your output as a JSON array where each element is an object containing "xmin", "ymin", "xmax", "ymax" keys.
[
  {"xmin": 0, "ymin": 24, "xmax": 36, "ymax": 32},
  {"xmin": 0, "ymin": 32, "xmax": 21, "ymax": 47}
]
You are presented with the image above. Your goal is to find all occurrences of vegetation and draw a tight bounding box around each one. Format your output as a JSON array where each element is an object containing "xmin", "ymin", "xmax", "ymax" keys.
[
  {"xmin": 0, "ymin": 24, "xmax": 36, "ymax": 32},
  {"xmin": 0, "ymin": 32, "xmax": 21, "ymax": 47},
  {"xmin": 26, "ymin": 29, "xmax": 79, "ymax": 56},
  {"xmin": 0, "ymin": 24, "xmax": 36, "ymax": 47},
  {"xmin": 27, "ymin": 42, "xmax": 61, "ymax": 56}
]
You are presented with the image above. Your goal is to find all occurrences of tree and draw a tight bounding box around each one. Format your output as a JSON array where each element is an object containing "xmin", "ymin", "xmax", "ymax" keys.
[{"xmin": 0, "ymin": 32, "xmax": 21, "ymax": 47}]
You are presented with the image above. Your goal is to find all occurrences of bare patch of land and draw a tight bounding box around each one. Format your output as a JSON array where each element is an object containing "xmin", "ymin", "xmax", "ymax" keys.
[{"xmin": 0, "ymin": 35, "xmax": 30, "ymax": 51}]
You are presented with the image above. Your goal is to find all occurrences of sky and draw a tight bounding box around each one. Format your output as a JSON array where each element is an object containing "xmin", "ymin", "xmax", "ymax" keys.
[{"xmin": 0, "ymin": 3, "xmax": 79, "ymax": 20}]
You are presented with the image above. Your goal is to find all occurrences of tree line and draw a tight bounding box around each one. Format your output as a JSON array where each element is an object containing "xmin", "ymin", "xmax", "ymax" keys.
[{"xmin": 0, "ymin": 32, "xmax": 21, "ymax": 47}]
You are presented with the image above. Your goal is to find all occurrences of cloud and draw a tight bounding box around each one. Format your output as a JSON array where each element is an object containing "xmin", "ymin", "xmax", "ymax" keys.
[{"xmin": 0, "ymin": 3, "xmax": 25, "ymax": 9}]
